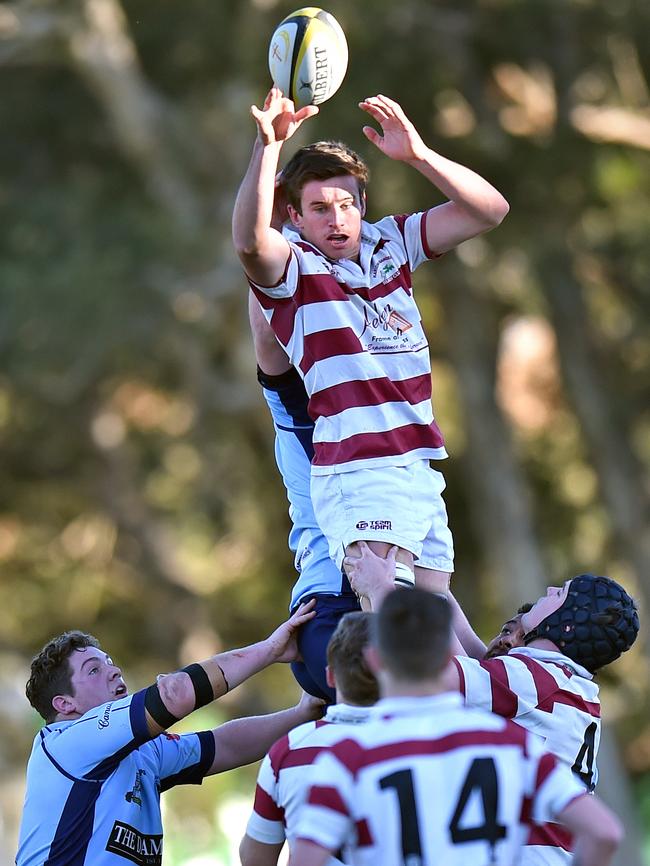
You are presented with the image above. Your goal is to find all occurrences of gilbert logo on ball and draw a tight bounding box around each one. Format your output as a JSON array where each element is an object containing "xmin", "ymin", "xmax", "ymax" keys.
[{"xmin": 268, "ymin": 7, "xmax": 348, "ymax": 108}]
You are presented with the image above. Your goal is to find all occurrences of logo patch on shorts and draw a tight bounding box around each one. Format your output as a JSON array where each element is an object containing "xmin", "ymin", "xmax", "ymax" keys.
[
  {"xmin": 106, "ymin": 821, "xmax": 162, "ymax": 864},
  {"xmin": 355, "ymin": 520, "xmax": 392, "ymax": 531}
]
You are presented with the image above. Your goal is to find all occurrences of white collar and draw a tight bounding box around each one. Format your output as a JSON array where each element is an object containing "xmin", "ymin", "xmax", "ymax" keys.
[
  {"xmin": 370, "ymin": 692, "xmax": 463, "ymax": 720},
  {"xmin": 324, "ymin": 703, "xmax": 373, "ymax": 725},
  {"xmin": 508, "ymin": 646, "xmax": 594, "ymax": 679}
]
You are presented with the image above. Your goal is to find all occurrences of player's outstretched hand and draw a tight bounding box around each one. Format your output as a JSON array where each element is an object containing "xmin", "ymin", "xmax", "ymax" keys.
[
  {"xmin": 295, "ymin": 689, "xmax": 327, "ymax": 722},
  {"xmin": 344, "ymin": 541, "xmax": 396, "ymax": 609},
  {"xmin": 359, "ymin": 94, "xmax": 428, "ymax": 163},
  {"xmin": 264, "ymin": 598, "xmax": 316, "ymax": 663},
  {"xmin": 252, "ymin": 87, "xmax": 319, "ymax": 146}
]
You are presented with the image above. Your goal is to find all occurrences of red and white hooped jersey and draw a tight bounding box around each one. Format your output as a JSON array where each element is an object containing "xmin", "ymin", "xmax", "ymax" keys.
[
  {"xmin": 248, "ymin": 214, "xmax": 448, "ymax": 474},
  {"xmin": 453, "ymin": 647, "xmax": 601, "ymax": 789},
  {"xmin": 454, "ymin": 647, "xmax": 601, "ymax": 864},
  {"xmin": 294, "ymin": 693, "xmax": 587, "ymax": 866},
  {"xmin": 245, "ymin": 703, "xmax": 370, "ymax": 859}
]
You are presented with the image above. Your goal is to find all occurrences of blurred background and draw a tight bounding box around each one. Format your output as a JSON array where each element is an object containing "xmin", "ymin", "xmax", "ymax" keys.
[{"xmin": 0, "ymin": 0, "xmax": 648, "ymax": 863}]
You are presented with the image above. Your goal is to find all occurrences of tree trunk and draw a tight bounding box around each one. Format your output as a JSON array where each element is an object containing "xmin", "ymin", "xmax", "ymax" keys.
[{"xmin": 438, "ymin": 265, "xmax": 549, "ymax": 608}]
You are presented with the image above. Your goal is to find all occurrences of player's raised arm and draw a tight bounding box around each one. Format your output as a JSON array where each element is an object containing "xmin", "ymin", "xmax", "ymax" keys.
[
  {"xmin": 232, "ymin": 88, "xmax": 318, "ymax": 287},
  {"xmin": 359, "ymin": 94, "xmax": 509, "ymax": 254},
  {"xmin": 144, "ymin": 600, "xmax": 316, "ymax": 736}
]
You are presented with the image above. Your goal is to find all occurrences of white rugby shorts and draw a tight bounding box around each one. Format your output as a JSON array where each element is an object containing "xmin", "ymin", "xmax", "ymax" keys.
[{"xmin": 310, "ymin": 460, "xmax": 454, "ymax": 572}]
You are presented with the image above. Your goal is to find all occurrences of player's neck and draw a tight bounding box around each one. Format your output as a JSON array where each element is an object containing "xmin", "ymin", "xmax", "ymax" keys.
[
  {"xmin": 524, "ymin": 638, "xmax": 562, "ymax": 654},
  {"xmin": 381, "ymin": 677, "xmax": 449, "ymax": 699}
]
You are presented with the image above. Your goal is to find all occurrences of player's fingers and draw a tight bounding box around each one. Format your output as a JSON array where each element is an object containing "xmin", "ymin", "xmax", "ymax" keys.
[
  {"xmin": 295, "ymin": 105, "xmax": 319, "ymax": 122},
  {"xmin": 387, "ymin": 545, "xmax": 399, "ymax": 561},
  {"xmin": 360, "ymin": 101, "xmax": 389, "ymax": 122},
  {"xmin": 362, "ymin": 125, "xmax": 382, "ymax": 146},
  {"xmin": 376, "ymin": 94, "xmax": 399, "ymax": 111},
  {"xmin": 291, "ymin": 599, "xmax": 316, "ymax": 621}
]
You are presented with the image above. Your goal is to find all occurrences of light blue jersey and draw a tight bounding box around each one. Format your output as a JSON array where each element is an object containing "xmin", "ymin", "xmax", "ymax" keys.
[
  {"xmin": 16, "ymin": 690, "xmax": 214, "ymax": 866},
  {"xmin": 258, "ymin": 366, "xmax": 351, "ymax": 609}
]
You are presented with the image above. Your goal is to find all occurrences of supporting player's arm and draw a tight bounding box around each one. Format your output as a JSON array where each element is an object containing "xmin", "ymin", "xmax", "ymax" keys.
[
  {"xmin": 249, "ymin": 292, "xmax": 291, "ymax": 375},
  {"xmin": 143, "ymin": 600, "xmax": 316, "ymax": 736},
  {"xmin": 240, "ymin": 836, "xmax": 284, "ymax": 866},
  {"xmin": 288, "ymin": 840, "xmax": 332, "ymax": 866},
  {"xmin": 208, "ymin": 691, "xmax": 324, "ymax": 776},
  {"xmin": 359, "ymin": 94, "xmax": 509, "ymax": 254},
  {"xmin": 556, "ymin": 793, "xmax": 622, "ymax": 866},
  {"xmin": 447, "ymin": 591, "xmax": 487, "ymax": 659},
  {"xmin": 232, "ymin": 88, "xmax": 317, "ymax": 286}
]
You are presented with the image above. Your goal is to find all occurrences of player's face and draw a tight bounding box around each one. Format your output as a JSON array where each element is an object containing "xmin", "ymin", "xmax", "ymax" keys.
[
  {"xmin": 484, "ymin": 614, "xmax": 526, "ymax": 659},
  {"xmin": 64, "ymin": 647, "xmax": 128, "ymax": 715},
  {"xmin": 290, "ymin": 175, "xmax": 365, "ymax": 261},
  {"xmin": 520, "ymin": 580, "xmax": 572, "ymax": 633}
]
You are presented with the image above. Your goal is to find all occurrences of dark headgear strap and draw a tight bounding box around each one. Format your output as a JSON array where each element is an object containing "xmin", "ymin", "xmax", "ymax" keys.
[{"xmin": 523, "ymin": 574, "xmax": 639, "ymax": 672}]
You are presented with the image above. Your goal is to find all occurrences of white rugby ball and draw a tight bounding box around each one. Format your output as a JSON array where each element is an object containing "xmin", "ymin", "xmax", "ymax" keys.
[{"xmin": 268, "ymin": 7, "xmax": 348, "ymax": 109}]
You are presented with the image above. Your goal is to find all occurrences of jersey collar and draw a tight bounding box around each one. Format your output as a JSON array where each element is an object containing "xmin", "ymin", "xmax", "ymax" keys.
[
  {"xmin": 324, "ymin": 703, "xmax": 372, "ymax": 725},
  {"xmin": 282, "ymin": 220, "xmax": 381, "ymax": 271},
  {"xmin": 508, "ymin": 646, "xmax": 594, "ymax": 679},
  {"xmin": 371, "ymin": 691, "xmax": 463, "ymax": 721}
]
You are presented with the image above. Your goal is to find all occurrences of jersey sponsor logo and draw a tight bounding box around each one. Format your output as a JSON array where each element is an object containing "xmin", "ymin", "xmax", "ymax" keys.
[
  {"xmin": 98, "ymin": 702, "xmax": 113, "ymax": 729},
  {"xmin": 358, "ymin": 302, "xmax": 421, "ymax": 353},
  {"xmin": 106, "ymin": 820, "xmax": 162, "ymax": 865},
  {"xmin": 355, "ymin": 520, "xmax": 392, "ymax": 531},
  {"xmin": 125, "ymin": 769, "xmax": 146, "ymax": 806},
  {"xmin": 298, "ymin": 546, "xmax": 313, "ymax": 570},
  {"xmin": 387, "ymin": 309, "xmax": 412, "ymax": 334},
  {"xmin": 163, "ymin": 732, "xmax": 180, "ymax": 741},
  {"xmin": 370, "ymin": 255, "xmax": 396, "ymax": 280}
]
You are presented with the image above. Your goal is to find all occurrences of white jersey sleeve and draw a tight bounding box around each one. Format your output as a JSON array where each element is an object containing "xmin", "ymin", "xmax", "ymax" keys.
[
  {"xmin": 294, "ymin": 746, "xmax": 355, "ymax": 854},
  {"xmin": 374, "ymin": 212, "xmax": 438, "ymax": 273},
  {"xmin": 245, "ymin": 751, "xmax": 286, "ymax": 845},
  {"xmin": 524, "ymin": 736, "xmax": 589, "ymax": 825}
]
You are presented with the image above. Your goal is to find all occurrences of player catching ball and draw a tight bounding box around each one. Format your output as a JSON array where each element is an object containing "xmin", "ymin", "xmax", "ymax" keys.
[{"xmin": 232, "ymin": 88, "xmax": 509, "ymax": 600}]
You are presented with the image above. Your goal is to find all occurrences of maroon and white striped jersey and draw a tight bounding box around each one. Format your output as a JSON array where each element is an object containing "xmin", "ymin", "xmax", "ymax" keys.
[
  {"xmin": 294, "ymin": 693, "xmax": 587, "ymax": 866},
  {"xmin": 244, "ymin": 703, "xmax": 370, "ymax": 858},
  {"xmin": 248, "ymin": 214, "xmax": 448, "ymax": 474},
  {"xmin": 453, "ymin": 647, "xmax": 601, "ymax": 790}
]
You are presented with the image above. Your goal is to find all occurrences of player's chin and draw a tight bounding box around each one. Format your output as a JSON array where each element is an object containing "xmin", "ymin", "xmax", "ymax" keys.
[
  {"xmin": 326, "ymin": 239, "xmax": 357, "ymax": 260},
  {"xmin": 484, "ymin": 645, "xmax": 505, "ymax": 660}
]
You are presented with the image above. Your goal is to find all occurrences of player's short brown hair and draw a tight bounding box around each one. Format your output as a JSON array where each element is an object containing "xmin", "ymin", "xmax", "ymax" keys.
[
  {"xmin": 326, "ymin": 612, "xmax": 378, "ymax": 706},
  {"xmin": 374, "ymin": 588, "xmax": 452, "ymax": 680},
  {"xmin": 26, "ymin": 631, "xmax": 100, "ymax": 723},
  {"xmin": 281, "ymin": 140, "xmax": 369, "ymax": 212}
]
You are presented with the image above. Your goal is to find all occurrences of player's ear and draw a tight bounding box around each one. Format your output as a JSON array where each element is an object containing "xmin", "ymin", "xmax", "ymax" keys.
[
  {"xmin": 287, "ymin": 204, "xmax": 303, "ymax": 227},
  {"xmin": 325, "ymin": 665, "xmax": 336, "ymax": 689},
  {"xmin": 359, "ymin": 190, "xmax": 367, "ymax": 217},
  {"xmin": 51, "ymin": 693, "xmax": 76, "ymax": 717}
]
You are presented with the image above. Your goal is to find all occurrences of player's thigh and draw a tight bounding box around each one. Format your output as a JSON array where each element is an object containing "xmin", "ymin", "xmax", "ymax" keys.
[
  {"xmin": 311, "ymin": 462, "xmax": 435, "ymax": 567},
  {"xmin": 292, "ymin": 593, "xmax": 361, "ymax": 700},
  {"xmin": 416, "ymin": 465, "xmax": 454, "ymax": 580}
]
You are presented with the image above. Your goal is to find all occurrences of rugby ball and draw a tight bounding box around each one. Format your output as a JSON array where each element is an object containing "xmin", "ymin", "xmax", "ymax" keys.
[{"xmin": 268, "ymin": 7, "xmax": 348, "ymax": 108}]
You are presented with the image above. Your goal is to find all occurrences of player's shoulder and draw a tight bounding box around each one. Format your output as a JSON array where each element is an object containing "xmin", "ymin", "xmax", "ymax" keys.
[
  {"xmin": 269, "ymin": 719, "xmax": 325, "ymax": 761},
  {"xmin": 371, "ymin": 212, "xmax": 422, "ymax": 241}
]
